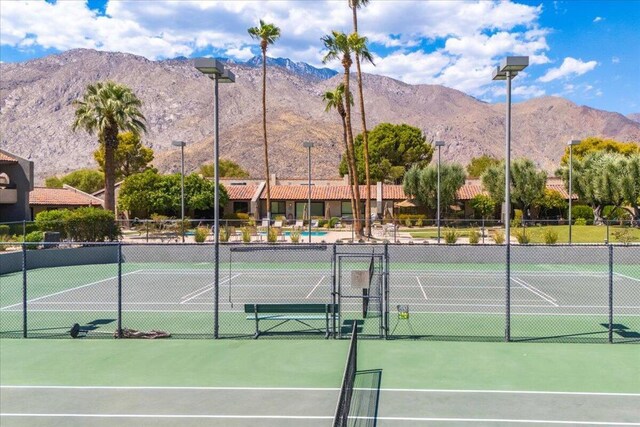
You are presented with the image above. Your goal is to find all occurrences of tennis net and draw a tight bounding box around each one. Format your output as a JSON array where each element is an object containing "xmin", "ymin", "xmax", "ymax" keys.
[{"xmin": 333, "ymin": 322, "xmax": 358, "ymax": 427}]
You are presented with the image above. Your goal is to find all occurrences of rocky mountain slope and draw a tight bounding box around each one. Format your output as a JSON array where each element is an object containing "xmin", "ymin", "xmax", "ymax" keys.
[{"xmin": 1, "ymin": 49, "xmax": 638, "ymax": 183}]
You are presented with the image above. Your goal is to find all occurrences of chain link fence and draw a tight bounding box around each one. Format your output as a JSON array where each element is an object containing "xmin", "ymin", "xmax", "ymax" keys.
[{"xmin": 1, "ymin": 241, "xmax": 638, "ymax": 343}]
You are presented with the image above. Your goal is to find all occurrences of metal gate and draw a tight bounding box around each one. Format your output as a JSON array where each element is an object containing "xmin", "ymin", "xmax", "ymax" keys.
[{"xmin": 333, "ymin": 246, "xmax": 388, "ymax": 338}]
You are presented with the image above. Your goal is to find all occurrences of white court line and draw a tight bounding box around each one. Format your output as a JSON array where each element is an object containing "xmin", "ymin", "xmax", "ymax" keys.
[
  {"xmin": 305, "ymin": 276, "xmax": 326, "ymax": 299},
  {"xmin": 0, "ymin": 270, "xmax": 142, "ymax": 311},
  {"xmin": 416, "ymin": 277, "xmax": 428, "ymax": 300},
  {"xmin": 512, "ymin": 277, "xmax": 559, "ymax": 307},
  {"xmin": 2, "ymin": 386, "xmax": 638, "ymax": 396},
  {"xmin": 512, "ymin": 277, "xmax": 557, "ymax": 301},
  {"xmin": 614, "ymin": 273, "xmax": 640, "ymax": 283},
  {"xmin": 180, "ymin": 275, "xmax": 240, "ymax": 304},
  {"xmin": 180, "ymin": 276, "xmax": 232, "ymax": 300},
  {"xmin": 0, "ymin": 414, "xmax": 637, "ymax": 424}
]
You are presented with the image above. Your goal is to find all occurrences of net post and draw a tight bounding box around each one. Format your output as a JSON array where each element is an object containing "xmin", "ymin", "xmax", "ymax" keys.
[
  {"xmin": 117, "ymin": 242, "xmax": 123, "ymax": 339},
  {"xmin": 22, "ymin": 242, "xmax": 27, "ymax": 338},
  {"xmin": 608, "ymin": 244, "xmax": 613, "ymax": 343}
]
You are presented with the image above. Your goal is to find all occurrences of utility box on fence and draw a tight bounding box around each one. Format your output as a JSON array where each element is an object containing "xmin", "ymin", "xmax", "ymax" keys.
[{"xmin": 43, "ymin": 231, "xmax": 60, "ymax": 247}]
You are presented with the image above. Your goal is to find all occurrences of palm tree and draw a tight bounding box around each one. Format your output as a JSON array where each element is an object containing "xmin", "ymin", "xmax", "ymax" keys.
[
  {"xmin": 349, "ymin": 0, "xmax": 374, "ymax": 236},
  {"xmin": 248, "ymin": 20, "xmax": 281, "ymax": 222},
  {"xmin": 322, "ymin": 31, "xmax": 363, "ymax": 236},
  {"xmin": 73, "ymin": 81, "xmax": 146, "ymax": 212},
  {"xmin": 322, "ymin": 83, "xmax": 356, "ymax": 220}
]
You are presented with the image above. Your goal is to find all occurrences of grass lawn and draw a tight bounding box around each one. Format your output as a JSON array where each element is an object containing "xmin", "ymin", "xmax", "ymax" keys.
[{"xmin": 408, "ymin": 225, "xmax": 640, "ymax": 243}]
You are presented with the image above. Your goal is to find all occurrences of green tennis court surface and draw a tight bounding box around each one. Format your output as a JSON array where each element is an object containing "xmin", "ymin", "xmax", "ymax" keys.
[
  {"xmin": 2, "ymin": 261, "xmax": 638, "ymax": 342},
  {"xmin": 1, "ymin": 339, "xmax": 639, "ymax": 426}
]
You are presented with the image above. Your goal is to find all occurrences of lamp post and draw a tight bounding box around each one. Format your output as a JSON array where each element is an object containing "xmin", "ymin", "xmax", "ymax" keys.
[
  {"xmin": 492, "ymin": 56, "xmax": 528, "ymax": 342},
  {"xmin": 172, "ymin": 140, "xmax": 187, "ymax": 242},
  {"xmin": 303, "ymin": 141, "xmax": 315, "ymax": 243},
  {"xmin": 194, "ymin": 58, "xmax": 235, "ymax": 339},
  {"xmin": 435, "ymin": 140, "xmax": 445, "ymax": 244},
  {"xmin": 567, "ymin": 139, "xmax": 581, "ymax": 244}
]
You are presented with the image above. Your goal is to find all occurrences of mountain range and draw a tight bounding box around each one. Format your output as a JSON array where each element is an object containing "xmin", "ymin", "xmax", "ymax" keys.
[{"xmin": 0, "ymin": 48, "xmax": 638, "ymax": 183}]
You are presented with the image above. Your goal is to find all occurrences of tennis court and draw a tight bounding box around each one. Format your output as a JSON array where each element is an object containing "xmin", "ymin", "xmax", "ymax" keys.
[{"xmin": 1, "ymin": 332, "xmax": 639, "ymax": 426}]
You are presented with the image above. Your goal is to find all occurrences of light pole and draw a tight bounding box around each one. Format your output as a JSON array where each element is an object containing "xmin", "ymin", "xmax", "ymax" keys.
[
  {"xmin": 303, "ymin": 141, "xmax": 315, "ymax": 243},
  {"xmin": 492, "ymin": 56, "xmax": 528, "ymax": 342},
  {"xmin": 194, "ymin": 58, "xmax": 235, "ymax": 339},
  {"xmin": 435, "ymin": 140, "xmax": 445, "ymax": 244},
  {"xmin": 172, "ymin": 140, "xmax": 187, "ymax": 242},
  {"xmin": 567, "ymin": 139, "xmax": 580, "ymax": 244}
]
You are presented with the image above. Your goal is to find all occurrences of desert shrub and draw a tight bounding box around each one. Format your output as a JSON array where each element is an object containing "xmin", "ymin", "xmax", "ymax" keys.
[
  {"xmin": 574, "ymin": 218, "xmax": 587, "ymax": 226},
  {"xmin": 65, "ymin": 208, "xmax": 119, "ymax": 242},
  {"xmin": 289, "ymin": 229, "xmax": 301, "ymax": 243},
  {"xmin": 543, "ymin": 229, "xmax": 558, "ymax": 244},
  {"xmin": 267, "ymin": 227, "xmax": 278, "ymax": 243},
  {"xmin": 493, "ymin": 230, "xmax": 505, "ymax": 244},
  {"xmin": 514, "ymin": 229, "xmax": 530, "ymax": 244},
  {"xmin": 572, "ymin": 205, "xmax": 593, "ymax": 224},
  {"xmin": 329, "ymin": 217, "xmax": 340, "ymax": 228},
  {"xmin": 415, "ymin": 218, "xmax": 424, "ymax": 227},
  {"xmin": 241, "ymin": 227, "xmax": 252, "ymax": 243},
  {"xmin": 511, "ymin": 209, "xmax": 523, "ymax": 228},
  {"xmin": 35, "ymin": 209, "xmax": 71, "ymax": 238},
  {"xmin": 404, "ymin": 218, "xmax": 412, "ymax": 227},
  {"xmin": 23, "ymin": 231, "xmax": 44, "ymax": 249},
  {"xmin": 612, "ymin": 228, "xmax": 637, "ymax": 244},
  {"xmin": 0, "ymin": 225, "xmax": 10, "ymax": 236},
  {"xmin": 194, "ymin": 227, "xmax": 208, "ymax": 243},
  {"xmin": 219, "ymin": 227, "xmax": 230, "ymax": 242},
  {"xmin": 397, "ymin": 214, "xmax": 427, "ymax": 221},
  {"xmin": 317, "ymin": 218, "xmax": 328, "ymax": 228},
  {"xmin": 468, "ymin": 230, "xmax": 480, "ymax": 245},
  {"xmin": 443, "ymin": 228, "xmax": 458, "ymax": 244}
]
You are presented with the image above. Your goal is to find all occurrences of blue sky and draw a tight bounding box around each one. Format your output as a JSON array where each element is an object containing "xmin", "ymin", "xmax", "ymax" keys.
[{"xmin": 1, "ymin": 0, "xmax": 638, "ymax": 114}]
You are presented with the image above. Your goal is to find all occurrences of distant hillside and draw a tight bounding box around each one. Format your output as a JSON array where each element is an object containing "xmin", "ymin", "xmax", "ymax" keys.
[
  {"xmin": 1, "ymin": 49, "xmax": 639, "ymax": 183},
  {"xmin": 628, "ymin": 113, "xmax": 640, "ymax": 124}
]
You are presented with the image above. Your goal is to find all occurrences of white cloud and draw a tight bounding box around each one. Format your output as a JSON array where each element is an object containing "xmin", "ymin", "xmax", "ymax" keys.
[
  {"xmin": 538, "ymin": 57, "xmax": 598, "ymax": 82},
  {"xmin": 593, "ymin": 16, "xmax": 604, "ymax": 23},
  {"xmin": 225, "ymin": 47, "xmax": 254, "ymax": 61},
  {"xmin": 612, "ymin": 56, "xmax": 620, "ymax": 64}
]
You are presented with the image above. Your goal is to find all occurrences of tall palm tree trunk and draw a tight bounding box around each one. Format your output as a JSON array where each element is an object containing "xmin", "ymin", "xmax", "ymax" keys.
[
  {"xmin": 261, "ymin": 46, "xmax": 271, "ymax": 221},
  {"xmin": 343, "ymin": 64, "xmax": 362, "ymax": 237},
  {"xmin": 351, "ymin": 4, "xmax": 372, "ymax": 237},
  {"xmin": 103, "ymin": 128, "xmax": 118, "ymax": 212},
  {"xmin": 339, "ymin": 110, "xmax": 357, "ymax": 224}
]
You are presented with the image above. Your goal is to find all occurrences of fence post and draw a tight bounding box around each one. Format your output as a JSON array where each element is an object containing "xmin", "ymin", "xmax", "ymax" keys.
[
  {"xmin": 505, "ymin": 243, "xmax": 511, "ymax": 342},
  {"xmin": 22, "ymin": 220, "xmax": 26, "ymax": 241},
  {"xmin": 332, "ymin": 243, "xmax": 337, "ymax": 338},
  {"xmin": 608, "ymin": 244, "xmax": 613, "ymax": 344},
  {"xmin": 384, "ymin": 242, "xmax": 389, "ymax": 339},
  {"xmin": 22, "ymin": 242, "xmax": 27, "ymax": 338},
  {"xmin": 117, "ymin": 242, "xmax": 123, "ymax": 338}
]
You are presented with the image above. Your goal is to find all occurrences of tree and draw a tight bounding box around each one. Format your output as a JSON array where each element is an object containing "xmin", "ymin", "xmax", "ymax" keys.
[
  {"xmin": 341, "ymin": 123, "xmax": 434, "ymax": 184},
  {"xmin": 248, "ymin": 20, "xmax": 281, "ymax": 222},
  {"xmin": 349, "ymin": 0, "xmax": 374, "ymax": 236},
  {"xmin": 534, "ymin": 189, "xmax": 567, "ymax": 219},
  {"xmin": 322, "ymin": 30, "xmax": 363, "ymax": 236},
  {"xmin": 620, "ymin": 153, "xmax": 640, "ymax": 224},
  {"xmin": 73, "ymin": 81, "xmax": 146, "ymax": 211},
  {"xmin": 322, "ymin": 83, "xmax": 356, "ymax": 220},
  {"xmin": 403, "ymin": 163, "xmax": 466, "ymax": 214},
  {"xmin": 481, "ymin": 159, "xmax": 547, "ymax": 220},
  {"xmin": 466, "ymin": 155, "xmax": 500, "ymax": 178},
  {"xmin": 45, "ymin": 169, "xmax": 105, "ymax": 194},
  {"xmin": 94, "ymin": 131, "xmax": 154, "ymax": 180},
  {"xmin": 559, "ymin": 137, "xmax": 639, "ymax": 165},
  {"xmin": 471, "ymin": 194, "xmax": 496, "ymax": 220},
  {"xmin": 199, "ymin": 159, "xmax": 250, "ymax": 178},
  {"xmin": 118, "ymin": 169, "xmax": 228, "ymax": 218}
]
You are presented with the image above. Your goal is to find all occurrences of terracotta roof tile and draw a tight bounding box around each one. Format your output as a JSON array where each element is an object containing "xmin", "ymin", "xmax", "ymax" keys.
[
  {"xmin": 0, "ymin": 152, "xmax": 18, "ymax": 163},
  {"xmin": 259, "ymin": 185, "xmax": 405, "ymax": 201},
  {"xmin": 30, "ymin": 187, "xmax": 104, "ymax": 207},
  {"xmin": 225, "ymin": 185, "xmax": 257, "ymax": 200}
]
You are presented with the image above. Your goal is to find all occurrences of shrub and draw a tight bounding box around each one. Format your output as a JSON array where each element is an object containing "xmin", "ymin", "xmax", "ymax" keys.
[
  {"xmin": 612, "ymin": 228, "xmax": 637, "ymax": 244},
  {"xmin": 241, "ymin": 227, "xmax": 252, "ymax": 243},
  {"xmin": 404, "ymin": 218, "xmax": 412, "ymax": 227},
  {"xmin": 0, "ymin": 225, "xmax": 10, "ymax": 236},
  {"xmin": 329, "ymin": 217, "xmax": 340, "ymax": 228},
  {"xmin": 468, "ymin": 230, "xmax": 480, "ymax": 245},
  {"xmin": 267, "ymin": 227, "xmax": 278, "ymax": 243},
  {"xmin": 543, "ymin": 229, "xmax": 558, "ymax": 244},
  {"xmin": 514, "ymin": 229, "xmax": 530, "ymax": 244},
  {"xmin": 289, "ymin": 229, "xmax": 301, "ymax": 243},
  {"xmin": 443, "ymin": 228, "xmax": 458, "ymax": 244},
  {"xmin": 397, "ymin": 214, "xmax": 427, "ymax": 221},
  {"xmin": 65, "ymin": 208, "xmax": 119, "ymax": 242},
  {"xmin": 603, "ymin": 206, "xmax": 629, "ymax": 221},
  {"xmin": 219, "ymin": 227, "xmax": 230, "ymax": 242},
  {"xmin": 194, "ymin": 227, "xmax": 208, "ymax": 243},
  {"xmin": 35, "ymin": 209, "xmax": 70, "ymax": 238},
  {"xmin": 574, "ymin": 218, "xmax": 587, "ymax": 226},
  {"xmin": 572, "ymin": 205, "xmax": 593, "ymax": 224},
  {"xmin": 23, "ymin": 231, "xmax": 44, "ymax": 249},
  {"xmin": 511, "ymin": 209, "xmax": 523, "ymax": 228},
  {"xmin": 415, "ymin": 218, "xmax": 424, "ymax": 227},
  {"xmin": 493, "ymin": 230, "xmax": 505, "ymax": 244},
  {"xmin": 317, "ymin": 219, "xmax": 328, "ymax": 228}
]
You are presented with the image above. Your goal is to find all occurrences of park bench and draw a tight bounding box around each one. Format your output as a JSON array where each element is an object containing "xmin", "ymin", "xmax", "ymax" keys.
[{"xmin": 244, "ymin": 303, "xmax": 338, "ymax": 339}]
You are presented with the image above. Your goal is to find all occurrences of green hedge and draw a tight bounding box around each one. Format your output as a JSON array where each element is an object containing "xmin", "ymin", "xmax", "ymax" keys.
[
  {"xmin": 35, "ymin": 209, "xmax": 70, "ymax": 238},
  {"xmin": 572, "ymin": 205, "xmax": 594, "ymax": 224},
  {"xmin": 34, "ymin": 208, "xmax": 119, "ymax": 242}
]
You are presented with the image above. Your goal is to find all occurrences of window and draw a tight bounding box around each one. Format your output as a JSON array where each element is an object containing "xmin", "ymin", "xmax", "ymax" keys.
[
  {"xmin": 271, "ymin": 201, "xmax": 286, "ymax": 215},
  {"xmin": 233, "ymin": 201, "xmax": 249, "ymax": 214},
  {"xmin": 295, "ymin": 202, "xmax": 324, "ymax": 219},
  {"xmin": 341, "ymin": 201, "xmax": 352, "ymax": 217}
]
